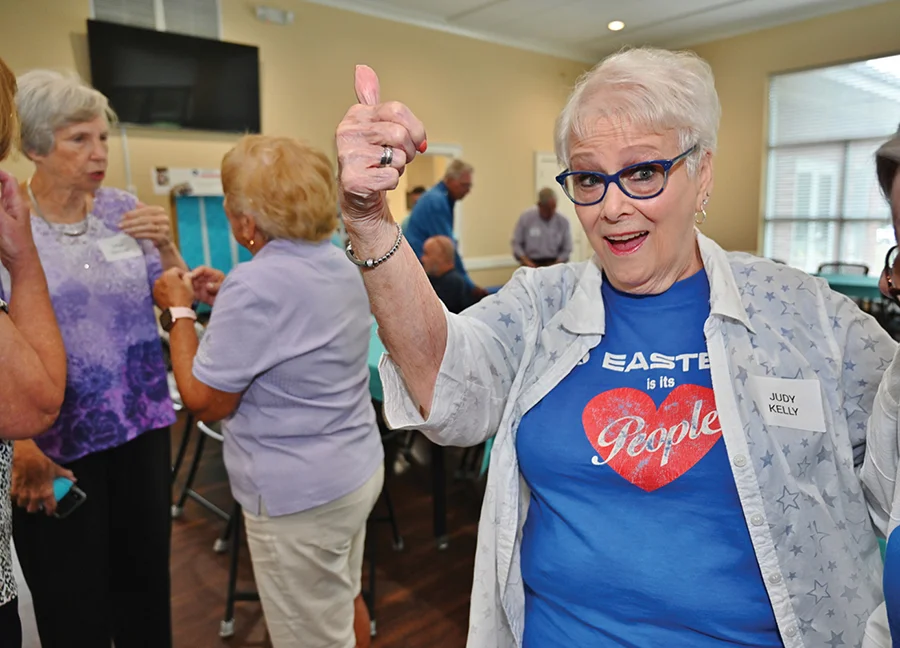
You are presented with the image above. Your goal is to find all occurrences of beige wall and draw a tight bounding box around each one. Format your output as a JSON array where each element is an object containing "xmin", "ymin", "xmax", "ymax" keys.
[
  {"xmin": 0, "ymin": 0, "xmax": 586, "ymax": 290},
  {"xmin": 690, "ymin": 1, "xmax": 900, "ymax": 253}
]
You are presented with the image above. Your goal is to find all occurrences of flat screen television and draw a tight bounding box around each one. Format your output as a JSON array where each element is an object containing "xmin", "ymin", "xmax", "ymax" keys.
[{"xmin": 86, "ymin": 19, "xmax": 261, "ymax": 133}]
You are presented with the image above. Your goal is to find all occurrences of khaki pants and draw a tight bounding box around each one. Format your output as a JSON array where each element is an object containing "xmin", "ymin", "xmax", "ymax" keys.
[{"xmin": 243, "ymin": 465, "xmax": 384, "ymax": 648}]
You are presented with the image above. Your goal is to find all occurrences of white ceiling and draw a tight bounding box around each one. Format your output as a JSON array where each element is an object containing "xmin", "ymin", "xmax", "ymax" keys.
[{"xmin": 305, "ymin": 0, "xmax": 893, "ymax": 62}]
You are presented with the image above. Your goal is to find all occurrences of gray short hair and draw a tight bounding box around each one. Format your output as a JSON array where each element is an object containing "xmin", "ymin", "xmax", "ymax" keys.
[
  {"xmin": 555, "ymin": 47, "xmax": 721, "ymax": 175},
  {"xmin": 16, "ymin": 70, "xmax": 116, "ymax": 157},
  {"xmin": 444, "ymin": 159, "xmax": 473, "ymax": 180}
]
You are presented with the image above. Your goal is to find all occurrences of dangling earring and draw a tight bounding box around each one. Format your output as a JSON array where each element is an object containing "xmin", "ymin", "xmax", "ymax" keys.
[{"xmin": 695, "ymin": 195, "xmax": 709, "ymax": 224}]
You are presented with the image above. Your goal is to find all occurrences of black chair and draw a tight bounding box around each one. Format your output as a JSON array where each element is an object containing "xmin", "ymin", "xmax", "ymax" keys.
[
  {"xmin": 219, "ymin": 500, "xmax": 260, "ymax": 639},
  {"xmin": 363, "ymin": 401, "xmax": 405, "ymax": 636},
  {"xmin": 175, "ymin": 413, "xmax": 403, "ymax": 639},
  {"xmin": 817, "ymin": 261, "xmax": 869, "ymax": 275},
  {"xmin": 172, "ymin": 421, "xmax": 232, "ymax": 554}
]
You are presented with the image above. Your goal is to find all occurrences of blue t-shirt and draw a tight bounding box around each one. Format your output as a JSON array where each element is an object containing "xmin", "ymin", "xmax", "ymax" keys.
[
  {"xmin": 517, "ymin": 270, "xmax": 782, "ymax": 647},
  {"xmin": 884, "ymin": 529, "xmax": 900, "ymax": 642}
]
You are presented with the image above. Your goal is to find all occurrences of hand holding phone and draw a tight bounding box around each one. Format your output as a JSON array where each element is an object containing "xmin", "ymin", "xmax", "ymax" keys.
[{"xmin": 51, "ymin": 477, "xmax": 87, "ymax": 519}]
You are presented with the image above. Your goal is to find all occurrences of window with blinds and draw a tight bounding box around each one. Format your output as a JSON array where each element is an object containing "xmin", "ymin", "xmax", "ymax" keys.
[
  {"xmin": 763, "ymin": 54, "xmax": 900, "ymax": 275},
  {"xmin": 91, "ymin": 0, "xmax": 220, "ymax": 39}
]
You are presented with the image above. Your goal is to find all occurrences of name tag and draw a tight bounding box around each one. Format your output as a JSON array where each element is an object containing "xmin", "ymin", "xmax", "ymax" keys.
[
  {"xmin": 529, "ymin": 226, "xmax": 542, "ymax": 237},
  {"xmin": 750, "ymin": 376, "xmax": 826, "ymax": 432},
  {"xmin": 97, "ymin": 233, "xmax": 143, "ymax": 262}
]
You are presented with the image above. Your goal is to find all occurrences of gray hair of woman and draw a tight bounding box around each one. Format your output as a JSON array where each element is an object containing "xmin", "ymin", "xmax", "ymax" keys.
[
  {"xmin": 555, "ymin": 47, "xmax": 721, "ymax": 176},
  {"xmin": 876, "ymin": 124, "xmax": 900, "ymax": 207},
  {"xmin": 15, "ymin": 69, "xmax": 116, "ymax": 158}
]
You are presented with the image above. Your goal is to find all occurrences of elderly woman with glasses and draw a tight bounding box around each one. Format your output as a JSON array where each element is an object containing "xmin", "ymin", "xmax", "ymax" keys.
[{"xmin": 337, "ymin": 48, "xmax": 900, "ymax": 647}]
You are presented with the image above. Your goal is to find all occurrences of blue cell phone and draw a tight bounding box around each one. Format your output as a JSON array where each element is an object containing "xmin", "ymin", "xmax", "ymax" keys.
[{"xmin": 52, "ymin": 477, "xmax": 87, "ymax": 519}]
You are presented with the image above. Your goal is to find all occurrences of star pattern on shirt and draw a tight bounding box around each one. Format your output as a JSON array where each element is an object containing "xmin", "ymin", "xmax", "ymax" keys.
[
  {"xmin": 440, "ymin": 250, "xmax": 890, "ymax": 648},
  {"xmin": 841, "ymin": 586, "xmax": 861, "ymax": 602},
  {"xmin": 807, "ymin": 580, "xmax": 831, "ymax": 604},
  {"xmin": 776, "ymin": 486, "xmax": 801, "ymax": 513},
  {"xmin": 809, "ymin": 521, "xmax": 830, "ymax": 553},
  {"xmin": 798, "ymin": 617, "xmax": 815, "ymax": 635}
]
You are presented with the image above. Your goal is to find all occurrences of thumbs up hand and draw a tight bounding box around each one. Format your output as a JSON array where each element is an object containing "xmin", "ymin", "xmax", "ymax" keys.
[{"xmin": 336, "ymin": 65, "xmax": 427, "ymax": 228}]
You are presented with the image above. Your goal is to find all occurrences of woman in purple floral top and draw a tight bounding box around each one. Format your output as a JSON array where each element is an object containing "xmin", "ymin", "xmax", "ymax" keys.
[{"xmin": 1, "ymin": 70, "xmax": 187, "ymax": 648}]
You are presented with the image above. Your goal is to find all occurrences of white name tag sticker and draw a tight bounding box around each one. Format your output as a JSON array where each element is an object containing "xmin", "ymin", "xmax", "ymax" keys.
[
  {"xmin": 529, "ymin": 226, "xmax": 542, "ymax": 237},
  {"xmin": 750, "ymin": 376, "xmax": 826, "ymax": 432},
  {"xmin": 97, "ymin": 233, "xmax": 143, "ymax": 262}
]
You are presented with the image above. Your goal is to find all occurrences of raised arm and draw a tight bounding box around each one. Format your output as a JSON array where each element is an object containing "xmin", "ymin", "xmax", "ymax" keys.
[
  {"xmin": 0, "ymin": 171, "xmax": 65, "ymax": 438},
  {"xmin": 337, "ymin": 66, "xmax": 444, "ymax": 415}
]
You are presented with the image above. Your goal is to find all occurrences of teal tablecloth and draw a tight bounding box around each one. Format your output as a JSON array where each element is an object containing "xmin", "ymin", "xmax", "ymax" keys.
[
  {"xmin": 368, "ymin": 320, "xmax": 385, "ymax": 402},
  {"xmin": 368, "ymin": 319, "xmax": 494, "ymax": 478},
  {"xmin": 817, "ymin": 273, "xmax": 882, "ymax": 301}
]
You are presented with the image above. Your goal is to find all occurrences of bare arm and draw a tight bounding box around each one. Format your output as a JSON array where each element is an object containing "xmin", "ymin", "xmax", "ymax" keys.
[
  {"xmin": 120, "ymin": 204, "xmax": 189, "ymax": 275},
  {"xmin": 346, "ymin": 218, "xmax": 446, "ymax": 415},
  {"xmin": 153, "ymin": 268, "xmax": 241, "ymax": 423},
  {"xmin": 338, "ymin": 66, "xmax": 446, "ymax": 416},
  {"xmin": 157, "ymin": 241, "xmax": 189, "ymax": 273},
  {"xmin": 0, "ymin": 172, "xmax": 66, "ymax": 439}
]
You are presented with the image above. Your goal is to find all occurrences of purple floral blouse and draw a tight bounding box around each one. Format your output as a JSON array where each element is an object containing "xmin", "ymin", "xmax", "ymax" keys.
[{"xmin": 0, "ymin": 187, "xmax": 175, "ymax": 464}]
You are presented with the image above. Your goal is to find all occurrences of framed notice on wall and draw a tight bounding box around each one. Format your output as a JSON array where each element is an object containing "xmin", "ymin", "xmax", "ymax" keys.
[{"xmin": 152, "ymin": 167, "xmax": 223, "ymax": 196}]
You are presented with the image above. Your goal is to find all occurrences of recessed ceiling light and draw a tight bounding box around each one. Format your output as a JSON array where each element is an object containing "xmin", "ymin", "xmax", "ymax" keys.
[{"xmin": 607, "ymin": 20, "xmax": 625, "ymax": 32}]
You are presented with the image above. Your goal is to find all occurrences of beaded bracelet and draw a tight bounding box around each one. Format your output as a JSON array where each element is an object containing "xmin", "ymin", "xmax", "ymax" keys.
[{"xmin": 345, "ymin": 222, "xmax": 404, "ymax": 269}]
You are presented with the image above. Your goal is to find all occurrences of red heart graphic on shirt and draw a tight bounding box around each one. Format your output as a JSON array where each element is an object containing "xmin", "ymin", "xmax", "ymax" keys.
[{"xmin": 582, "ymin": 385, "xmax": 721, "ymax": 492}]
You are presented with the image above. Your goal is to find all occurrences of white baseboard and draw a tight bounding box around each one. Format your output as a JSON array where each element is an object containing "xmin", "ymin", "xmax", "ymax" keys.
[{"xmin": 465, "ymin": 255, "xmax": 520, "ymax": 271}]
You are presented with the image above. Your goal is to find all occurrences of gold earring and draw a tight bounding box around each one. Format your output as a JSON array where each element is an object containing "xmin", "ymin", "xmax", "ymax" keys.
[{"xmin": 694, "ymin": 209, "xmax": 707, "ymax": 225}]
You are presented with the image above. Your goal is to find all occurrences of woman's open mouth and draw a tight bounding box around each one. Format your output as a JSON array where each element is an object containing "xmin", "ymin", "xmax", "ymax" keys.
[{"xmin": 604, "ymin": 231, "xmax": 648, "ymax": 255}]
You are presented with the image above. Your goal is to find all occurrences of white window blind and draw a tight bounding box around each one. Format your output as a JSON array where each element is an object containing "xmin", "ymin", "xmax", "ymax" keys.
[
  {"xmin": 91, "ymin": 0, "xmax": 156, "ymax": 29},
  {"xmin": 763, "ymin": 54, "xmax": 900, "ymax": 275},
  {"xmin": 91, "ymin": 0, "xmax": 220, "ymax": 39},
  {"xmin": 162, "ymin": 0, "xmax": 219, "ymax": 39}
]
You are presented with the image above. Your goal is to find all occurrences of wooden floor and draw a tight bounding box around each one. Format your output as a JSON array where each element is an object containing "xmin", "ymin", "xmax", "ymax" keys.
[{"xmin": 169, "ymin": 415, "xmax": 483, "ymax": 648}]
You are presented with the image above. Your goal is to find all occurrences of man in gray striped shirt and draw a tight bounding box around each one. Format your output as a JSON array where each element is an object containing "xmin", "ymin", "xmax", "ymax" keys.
[{"xmin": 511, "ymin": 188, "xmax": 573, "ymax": 267}]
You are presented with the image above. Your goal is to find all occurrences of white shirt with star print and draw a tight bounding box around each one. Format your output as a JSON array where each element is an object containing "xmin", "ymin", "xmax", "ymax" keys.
[{"xmin": 380, "ymin": 231, "xmax": 899, "ymax": 648}]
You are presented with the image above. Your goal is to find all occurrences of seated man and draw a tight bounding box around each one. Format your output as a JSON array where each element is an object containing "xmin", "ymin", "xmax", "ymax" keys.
[
  {"xmin": 403, "ymin": 160, "xmax": 480, "ymax": 292},
  {"xmin": 512, "ymin": 187, "xmax": 573, "ymax": 267},
  {"xmin": 421, "ymin": 235, "xmax": 481, "ymax": 314}
]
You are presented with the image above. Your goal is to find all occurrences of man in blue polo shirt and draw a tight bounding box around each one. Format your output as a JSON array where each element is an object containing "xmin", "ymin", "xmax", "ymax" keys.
[{"xmin": 403, "ymin": 159, "xmax": 483, "ymax": 294}]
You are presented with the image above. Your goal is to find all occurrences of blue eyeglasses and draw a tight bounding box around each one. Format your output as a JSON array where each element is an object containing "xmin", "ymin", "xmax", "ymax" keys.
[{"xmin": 556, "ymin": 145, "xmax": 697, "ymax": 206}]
